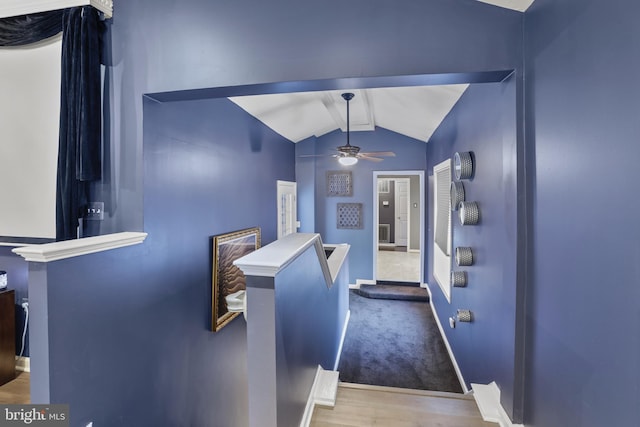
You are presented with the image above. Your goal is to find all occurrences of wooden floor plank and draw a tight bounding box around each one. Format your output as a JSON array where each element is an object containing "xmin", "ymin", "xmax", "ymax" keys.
[
  {"xmin": 0, "ymin": 371, "xmax": 30, "ymax": 404},
  {"xmin": 311, "ymin": 383, "xmax": 497, "ymax": 427}
]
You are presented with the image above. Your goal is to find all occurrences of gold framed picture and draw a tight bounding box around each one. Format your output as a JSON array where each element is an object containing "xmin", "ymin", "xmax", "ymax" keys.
[{"xmin": 211, "ymin": 227, "xmax": 261, "ymax": 332}]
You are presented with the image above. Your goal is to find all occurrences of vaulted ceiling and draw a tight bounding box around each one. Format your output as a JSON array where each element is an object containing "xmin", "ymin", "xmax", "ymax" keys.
[
  {"xmin": 229, "ymin": 0, "xmax": 535, "ymax": 145},
  {"xmin": 230, "ymin": 85, "xmax": 469, "ymax": 143}
]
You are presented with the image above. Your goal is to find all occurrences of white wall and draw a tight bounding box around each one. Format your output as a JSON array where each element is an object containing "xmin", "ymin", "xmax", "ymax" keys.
[{"xmin": 0, "ymin": 36, "xmax": 61, "ymax": 239}]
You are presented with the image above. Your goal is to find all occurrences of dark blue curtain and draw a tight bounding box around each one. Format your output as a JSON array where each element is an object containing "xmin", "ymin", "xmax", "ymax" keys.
[
  {"xmin": 0, "ymin": 7, "xmax": 103, "ymax": 241},
  {"xmin": 56, "ymin": 7, "xmax": 102, "ymax": 240}
]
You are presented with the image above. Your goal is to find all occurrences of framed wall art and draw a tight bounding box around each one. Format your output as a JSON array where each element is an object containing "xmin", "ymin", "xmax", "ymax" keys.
[
  {"xmin": 327, "ymin": 171, "xmax": 353, "ymax": 196},
  {"xmin": 211, "ymin": 227, "xmax": 261, "ymax": 332},
  {"xmin": 337, "ymin": 203, "xmax": 363, "ymax": 229}
]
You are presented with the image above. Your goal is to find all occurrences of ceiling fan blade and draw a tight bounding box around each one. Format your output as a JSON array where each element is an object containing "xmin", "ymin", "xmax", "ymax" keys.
[
  {"xmin": 358, "ymin": 151, "xmax": 396, "ymax": 157},
  {"xmin": 358, "ymin": 155, "xmax": 385, "ymax": 162}
]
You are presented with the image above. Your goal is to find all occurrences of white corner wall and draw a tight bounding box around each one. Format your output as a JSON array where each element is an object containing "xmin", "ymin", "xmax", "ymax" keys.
[{"xmin": 0, "ymin": 36, "xmax": 61, "ymax": 239}]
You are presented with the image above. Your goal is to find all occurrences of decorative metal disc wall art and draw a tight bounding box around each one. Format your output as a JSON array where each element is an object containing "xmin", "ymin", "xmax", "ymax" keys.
[
  {"xmin": 453, "ymin": 151, "xmax": 474, "ymax": 180},
  {"xmin": 459, "ymin": 201, "xmax": 480, "ymax": 225},
  {"xmin": 455, "ymin": 247, "xmax": 474, "ymax": 266},
  {"xmin": 456, "ymin": 309, "xmax": 473, "ymax": 323},
  {"xmin": 451, "ymin": 271, "xmax": 467, "ymax": 287},
  {"xmin": 450, "ymin": 181, "xmax": 465, "ymax": 211}
]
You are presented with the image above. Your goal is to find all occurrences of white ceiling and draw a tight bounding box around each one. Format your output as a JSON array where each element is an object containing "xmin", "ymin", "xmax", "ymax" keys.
[
  {"xmin": 228, "ymin": 0, "xmax": 534, "ymax": 145},
  {"xmin": 476, "ymin": 0, "xmax": 535, "ymax": 12},
  {"xmin": 229, "ymin": 85, "xmax": 469, "ymax": 143}
]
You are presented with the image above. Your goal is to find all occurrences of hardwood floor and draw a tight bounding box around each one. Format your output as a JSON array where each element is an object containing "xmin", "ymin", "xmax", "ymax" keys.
[
  {"xmin": 311, "ymin": 382, "xmax": 497, "ymax": 427},
  {"xmin": 0, "ymin": 371, "xmax": 30, "ymax": 404},
  {"xmin": 0, "ymin": 373, "xmax": 495, "ymax": 426}
]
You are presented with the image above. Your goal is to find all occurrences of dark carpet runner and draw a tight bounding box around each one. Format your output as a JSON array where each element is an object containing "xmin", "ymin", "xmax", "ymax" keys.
[{"xmin": 338, "ymin": 288, "xmax": 462, "ymax": 393}]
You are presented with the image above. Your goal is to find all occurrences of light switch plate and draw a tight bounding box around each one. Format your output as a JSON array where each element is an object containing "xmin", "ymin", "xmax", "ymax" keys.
[{"xmin": 86, "ymin": 202, "xmax": 104, "ymax": 220}]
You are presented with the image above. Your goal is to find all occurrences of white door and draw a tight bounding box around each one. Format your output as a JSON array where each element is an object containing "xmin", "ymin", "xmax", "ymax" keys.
[
  {"xmin": 394, "ymin": 179, "xmax": 409, "ymax": 247},
  {"xmin": 277, "ymin": 180, "xmax": 297, "ymax": 239}
]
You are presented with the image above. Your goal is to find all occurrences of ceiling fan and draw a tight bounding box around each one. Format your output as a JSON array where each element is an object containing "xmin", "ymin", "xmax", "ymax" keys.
[{"xmin": 301, "ymin": 92, "xmax": 396, "ymax": 166}]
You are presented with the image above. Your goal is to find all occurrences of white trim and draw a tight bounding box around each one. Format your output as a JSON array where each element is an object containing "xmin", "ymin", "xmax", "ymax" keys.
[
  {"xmin": 425, "ymin": 283, "xmax": 468, "ymax": 393},
  {"xmin": 433, "ymin": 159, "xmax": 452, "ymax": 302},
  {"xmin": 299, "ymin": 366, "xmax": 340, "ymax": 427},
  {"xmin": 15, "ymin": 356, "xmax": 30, "ymax": 373},
  {"xmin": 235, "ymin": 234, "xmax": 349, "ymax": 289},
  {"xmin": 0, "ymin": 0, "xmax": 113, "ymax": 19},
  {"xmin": 235, "ymin": 233, "xmax": 318, "ymax": 277},
  {"xmin": 471, "ymin": 382, "xmax": 524, "ymax": 427},
  {"xmin": 354, "ymin": 278, "xmax": 376, "ymax": 289},
  {"xmin": 372, "ymin": 171, "xmax": 425, "ymax": 283},
  {"xmin": 474, "ymin": 0, "xmax": 534, "ymax": 12},
  {"xmin": 12, "ymin": 232, "xmax": 148, "ymax": 262},
  {"xmin": 333, "ymin": 309, "xmax": 351, "ymax": 371}
]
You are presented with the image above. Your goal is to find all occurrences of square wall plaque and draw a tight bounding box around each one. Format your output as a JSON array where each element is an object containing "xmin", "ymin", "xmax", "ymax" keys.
[
  {"xmin": 337, "ymin": 203, "xmax": 363, "ymax": 229},
  {"xmin": 327, "ymin": 171, "xmax": 352, "ymax": 197}
]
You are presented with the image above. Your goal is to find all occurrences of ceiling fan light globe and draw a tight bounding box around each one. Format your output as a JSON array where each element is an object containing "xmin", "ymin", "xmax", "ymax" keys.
[{"xmin": 338, "ymin": 156, "xmax": 358, "ymax": 166}]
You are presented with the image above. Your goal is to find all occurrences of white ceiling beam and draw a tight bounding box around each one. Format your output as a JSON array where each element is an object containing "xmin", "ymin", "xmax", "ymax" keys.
[
  {"xmin": 474, "ymin": 0, "xmax": 534, "ymax": 12},
  {"xmin": 0, "ymin": 0, "xmax": 113, "ymax": 19},
  {"xmin": 322, "ymin": 90, "xmax": 375, "ymax": 133}
]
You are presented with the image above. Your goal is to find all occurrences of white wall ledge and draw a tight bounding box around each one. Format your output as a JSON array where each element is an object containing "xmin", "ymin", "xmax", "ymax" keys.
[
  {"xmin": 12, "ymin": 232, "xmax": 147, "ymax": 262},
  {"xmin": 234, "ymin": 233, "xmax": 349, "ymax": 287}
]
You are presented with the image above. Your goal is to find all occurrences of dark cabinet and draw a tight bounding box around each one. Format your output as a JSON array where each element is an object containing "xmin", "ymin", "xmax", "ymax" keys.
[{"xmin": 0, "ymin": 290, "xmax": 15, "ymax": 385}]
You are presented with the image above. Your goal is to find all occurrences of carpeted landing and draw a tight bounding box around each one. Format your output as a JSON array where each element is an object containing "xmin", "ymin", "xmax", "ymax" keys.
[{"xmin": 338, "ymin": 288, "xmax": 463, "ymax": 393}]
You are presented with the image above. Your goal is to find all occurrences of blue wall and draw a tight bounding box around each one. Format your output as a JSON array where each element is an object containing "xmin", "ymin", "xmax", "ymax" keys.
[
  {"xmin": 427, "ymin": 78, "xmax": 519, "ymax": 417},
  {"xmin": 28, "ymin": 96, "xmax": 294, "ymax": 425},
  {"xmin": 298, "ymin": 128, "xmax": 427, "ymax": 283},
  {"xmin": 523, "ymin": 0, "xmax": 640, "ymax": 425},
  {"xmin": 91, "ymin": 0, "xmax": 523, "ymax": 236},
  {"xmin": 274, "ymin": 244, "xmax": 349, "ymax": 426},
  {"xmin": 29, "ymin": 0, "xmax": 526, "ymax": 423},
  {"xmin": 28, "ymin": 0, "xmax": 640, "ymax": 424},
  {"xmin": 0, "ymin": 247, "xmax": 29, "ymax": 357}
]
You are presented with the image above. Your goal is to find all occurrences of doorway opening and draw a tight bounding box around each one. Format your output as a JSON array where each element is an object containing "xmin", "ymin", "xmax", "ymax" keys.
[{"xmin": 373, "ymin": 171, "xmax": 424, "ymax": 284}]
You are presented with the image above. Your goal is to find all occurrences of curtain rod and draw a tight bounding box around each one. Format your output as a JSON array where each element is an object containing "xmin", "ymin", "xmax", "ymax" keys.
[{"xmin": 0, "ymin": 1, "xmax": 113, "ymax": 19}]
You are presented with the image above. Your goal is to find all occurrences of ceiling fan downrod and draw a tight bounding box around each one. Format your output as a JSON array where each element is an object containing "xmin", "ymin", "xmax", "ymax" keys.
[{"xmin": 341, "ymin": 92, "xmax": 355, "ymax": 148}]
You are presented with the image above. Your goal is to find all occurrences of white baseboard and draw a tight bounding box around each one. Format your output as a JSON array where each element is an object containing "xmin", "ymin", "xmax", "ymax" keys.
[
  {"xmin": 333, "ymin": 310, "xmax": 350, "ymax": 371},
  {"xmin": 472, "ymin": 382, "xmax": 523, "ymax": 427},
  {"xmin": 15, "ymin": 356, "xmax": 30, "ymax": 372},
  {"xmin": 299, "ymin": 366, "xmax": 340, "ymax": 427},
  {"xmin": 424, "ymin": 283, "xmax": 468, "ymax": 393}
]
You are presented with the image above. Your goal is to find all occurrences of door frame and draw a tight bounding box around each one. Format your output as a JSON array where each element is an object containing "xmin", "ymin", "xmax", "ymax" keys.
[{"xmin": 372, "ymin": 171, "xmax": 425, "ymax": 284}]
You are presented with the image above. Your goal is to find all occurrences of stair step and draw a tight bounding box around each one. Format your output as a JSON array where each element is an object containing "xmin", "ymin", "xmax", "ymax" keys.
[
  {"xmin": 337, "ymin": 382, "xmax": 472, "ymax": 400},
  {"xmin": 354, "ymin": 284, "xmax": 429, "ymax": 302},
  {"xmin": 311, "ymin": 382, "xmax": 496, "ymax": 427}
]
